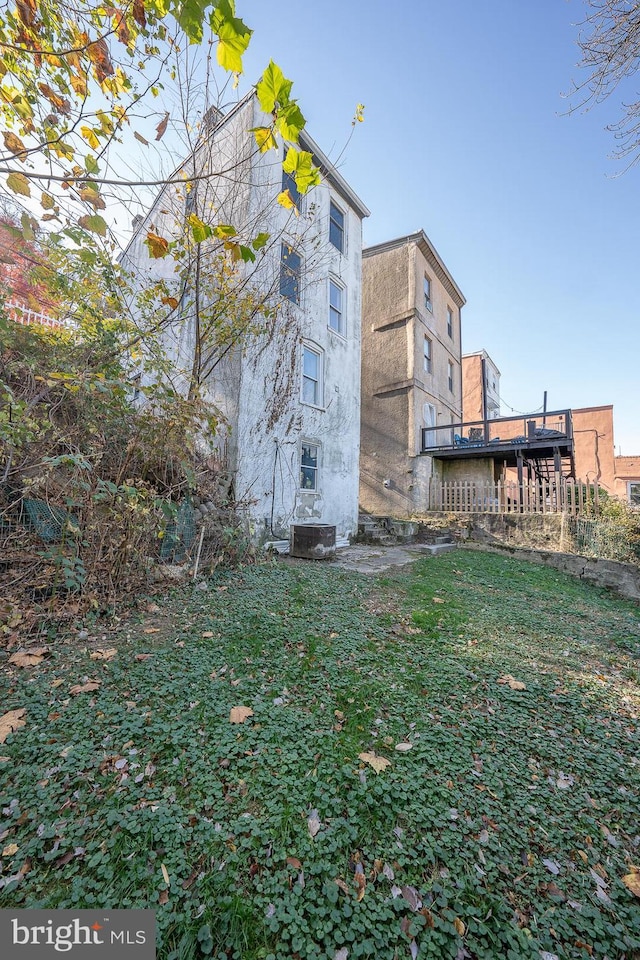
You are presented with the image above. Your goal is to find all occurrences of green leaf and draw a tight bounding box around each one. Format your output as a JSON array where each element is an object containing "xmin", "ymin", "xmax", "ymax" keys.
[
  {"xmin": 211, "ymin": 0, "xmax": 252, "ymax": 73},
  {"xmin": 252, "ymin": 232, "xmax": 269, "ymax": 250},
  {"xmin": 276, "ymin": 102, "xmax": 305, "ymax": 143},
  {"xmin": 256, "ymin": 60, "xmax": 292, "ymax": 114},
  {"xmin": 78, "ymin": 214, "xmax": 108, "ymax": 237},
  {"xmin": 283, "ymin": 148, "xmax": 321, "ymax": 195},
  {"xmin": 7, "ymin": 172, "xmax": 31, "ymax": 197},
  {"xmin": 175, "ymin": 0, "xmax": 209, "ymax": 43},
  {"xmin": 188, "ymin": 213, "xmax": 212, "ymax": 243},
  {"xmin": 239, "ymin": 244, "xmax": 256, "ymax": 263},
  {"xmin": 85, "ymin": 154, "xmax": 100, "ymax": 175},
  {"xmin": 212, "ymin": 224, "xmax": 237, "ymax": 239}
]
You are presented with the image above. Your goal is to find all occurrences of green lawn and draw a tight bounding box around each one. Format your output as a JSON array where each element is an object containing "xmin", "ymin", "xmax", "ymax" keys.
[{"xmin": 1, "ymin": 550, "xmax": 639, "ymax": 960}]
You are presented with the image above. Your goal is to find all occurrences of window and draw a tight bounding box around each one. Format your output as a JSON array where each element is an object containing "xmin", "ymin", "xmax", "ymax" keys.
[
  {"xmin": 301, "ymin": 443, "xmax": 318, "ymax": 490},
  {"xmin": 329, "ymin": 201, "xmax": 344, "ymax": 252},
  {"xmin": 423, "ymin": 403, "xmax": 436, "ymax": 448},
  {"xmin": 282, "ymin": 147, "xmax": 301, "ymax": 209},
  {"xmin": 447, "ymin": 360, "xmax": 454, "ymax": 393},
  {"xmin": 329, "ymin": 279, "xmax": 345, "ymax": 335},
  {"xmin": 302, "ymin": 344, "xmax": 322, "ymax": 406},
  {"xmin": 280, "ymin": 244, "xmax": 301, "ymax": 303},
  {"xmin": 629, "ymin": 482, "xmax": 640, "ymax": 506},
  {"xmin": 423, "ymin": 336, "xmax": 432, "ymax": 373},
  {"xmin": 424, "ymin": 275, "xmax": 432, "ymax": 312},
  {"xmin": 447, "ymin": 306, "xmax": 453, "ymax": 338}
]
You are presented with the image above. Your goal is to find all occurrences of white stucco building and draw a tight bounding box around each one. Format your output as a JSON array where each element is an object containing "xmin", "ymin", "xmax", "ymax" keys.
[{"xmin": 122, "ymin": 92, "xmax": 369, "ymax": 543}]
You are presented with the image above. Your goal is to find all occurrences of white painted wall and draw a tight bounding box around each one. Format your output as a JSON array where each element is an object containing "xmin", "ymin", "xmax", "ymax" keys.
[{"xmin": 121, "ymin": 93, "xmax": 367, "ymax": 541}]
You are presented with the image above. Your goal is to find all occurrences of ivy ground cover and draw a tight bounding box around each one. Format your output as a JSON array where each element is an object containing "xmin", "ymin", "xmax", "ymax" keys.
[{"xmin": 1, "ymin": 550, "xmax": 639, "ymax": 960}]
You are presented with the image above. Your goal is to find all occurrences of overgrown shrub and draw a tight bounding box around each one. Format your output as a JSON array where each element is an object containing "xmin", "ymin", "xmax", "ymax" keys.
[{"xmin": 0, "ymin": 308, "xmax": 244, "ymax": 619}]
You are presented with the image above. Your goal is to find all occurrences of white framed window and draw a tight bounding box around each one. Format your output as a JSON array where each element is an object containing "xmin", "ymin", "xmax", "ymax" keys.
[
  {"xmin": 447, "ymin": 360, "xmax": 454, "ymax": 393},
  {"xmin": 424, "ymin": 275, "xmax": 432, "ymax": 312},
  {"xmin": 423, "ymin": 403, "xmax": 436, "ymax": 448},
  {"xmin": 300, "ymin": 442, "xmax": 319, "ymax": 490},
  {"xmin": 280, "ymin": 244, "xmax": 301, "ymax": 304},
  {"xmin": 329, "ymin": 200, "xmax": 345, "ymax": 253},
  {"xmin": 328, "ymin": 278, "xmax": 345, "ymax": 335},
  {"xmin": 629, "ymin": 482, "xmax": 640, "ymax": 506},
  {"xmin": 423, "ymin": 336, "xmax": 432, "ymax": 373},
  {"xmin": 302, "ymin": 343, "xmax": 323, "ymax": 407},
  {"xmin": 447, "ymin": 306, "xmax": 453, "ymax": 338}
]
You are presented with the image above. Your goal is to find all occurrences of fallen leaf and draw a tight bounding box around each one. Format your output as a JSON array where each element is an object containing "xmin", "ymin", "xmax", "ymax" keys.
[
  {"xmin": 334, "ymin": 949, "xmax": 349, "ymax": 960},
  {"xmin": 51, "ymin": 679, "xmax": 64, "ymax": 688},
  {"xmin": 454, "ymin": 917, "xmax": 466, "ymax": 936},
  {"xmin": 161, "ymin": 863, "xmax": 170, "ymax": 885},
  {"xmin": 286, "ymin": 856, "xmax": 302, "ymax": 870},
  {"xmin": 69, "ymin": 681, "xmax": 100, "ymax": 695},
  {"xmin": 401, "ymin": 884, "xmax": 422, "ymax": 910},
  {"xmin": 229, "ymin": 706, "xmax": 253, "ymax": 724},
  {"xmin": 334, "ymin": 877, "xmax": 349, "ymax": 895},
  {"xmin": 202, "ymin": 631, "xmax": 214, "ymax": 638},
  {"xmin": 307, "ymin": 809, "xmax": 321, "ymax": 838},
  {"xmin": 354, "ymin": 864, "xmax": 366, "ymax": 902},
  {"xmin": 497, "ymin": 674, "xmax": 526, "ymax": 691},
  {"xmin": 432, "ymin": 597, "xmax": 445, "ymax": 603},
  {"xmin": 622, "ymin": 867, "xmax": 640, "ymax": 898},
  {"xmin": 358, "ymin": 752, "xmax": 391, "ymax": 774},
  {"xmin": 135, "ymin": 653, "xmax": 152, "ymax": 661},
  {"xmin": 2, "ymin": 843, "xmax": 18, "ymax": 856},
  {"xmin": 90, "ymin": 648, "xmax": 117, "ymax": 661},
  {"xmin": 143, "ymin": 627, "xmax": 160, "ymax": 635},
  {"xmin": 542, "ymin": 858, "xmax": 561, "ymax": 875},
  {"xmin": 158, "ymin": 889, "xmax": 169, "ymax": 904},
  {"xmin": 394, "ymin": 742, "xmax": 413, "ymax": 752},
  {"xmin": 8, "ymin": 648, "xmax": 48, "ymax": 667},
  {"xmin": 0, "ymin": 709, "xmax": 26, "ymax": 743}
]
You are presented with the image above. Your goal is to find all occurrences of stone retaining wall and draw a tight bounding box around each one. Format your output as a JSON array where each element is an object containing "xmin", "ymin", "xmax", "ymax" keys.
[{"xmin": 463, "ymin": 542, "xmax": 640, "ymax": 603}]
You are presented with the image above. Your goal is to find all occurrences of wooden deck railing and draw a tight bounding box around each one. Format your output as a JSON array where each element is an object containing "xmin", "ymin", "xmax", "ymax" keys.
[{"xmin": 429, "ymin": 479, "xmax": 599, "ymax": 515}]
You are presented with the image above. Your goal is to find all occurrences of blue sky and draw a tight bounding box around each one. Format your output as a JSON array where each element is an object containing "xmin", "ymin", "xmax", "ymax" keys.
[{"xmin": 234, "ymin": 0, "xmax": 640, "ymax": 453}]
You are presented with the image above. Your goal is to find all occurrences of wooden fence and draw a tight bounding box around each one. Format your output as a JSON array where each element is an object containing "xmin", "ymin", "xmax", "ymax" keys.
[{"xmin": 429, "ymin": 479, "xmax": 599, "ymax": 516}]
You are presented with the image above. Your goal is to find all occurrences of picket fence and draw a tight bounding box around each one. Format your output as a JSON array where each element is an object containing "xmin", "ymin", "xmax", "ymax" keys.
[{"xmin": 429, "ymin": 478, "xmax": 598, "ymax": 516}]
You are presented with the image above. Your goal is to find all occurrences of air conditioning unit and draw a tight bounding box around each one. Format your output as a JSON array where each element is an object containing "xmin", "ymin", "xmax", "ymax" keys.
[{"xmin": 290, "ymin": 524, "xmax": 336, "ymax": 560}]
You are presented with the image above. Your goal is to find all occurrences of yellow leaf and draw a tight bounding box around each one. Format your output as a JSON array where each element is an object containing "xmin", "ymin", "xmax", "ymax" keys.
[
  {"xmin": 143, "ymin": 627, "xmax": 160, "ymax": 634},
  {"xmin": 2, "ymin": 843, "xmax": 18, "ymax": 857},
  {"xmin": 394, "ymin": 742, "xmax": 413, "ymax": 752},
  {"xmin": 6, "ymin": 172, "xmax": 30, "ymax": 197},
  {"xmin": 80, "ymin": 125, "xmax": 101, "ymax": 149},
  {"xmin": 454, "ymin": 917, "xmax": 466, "ymax": 937},
  {"xmin": 0, "ymin": 709, "xmax": 26, "ymax": 744},
  {"xmin": 252, "ymin": 125, "xmax": 277, "ymax": 152},
  {"xmin": 622, "ymin": 868, "xmax": 640, "ymax": 898},
  {"xmin": 277, "ymin": 189, "xmax": 299, "ymax": 214},
  {"xmin": 201, "ymin": 632, "xmax": 214, "ymax": 638},
  {"xmin": 79, "ymin": 186, "xmax": 106, "ymax": 210},
  {"xmin": 229, "ymin": 706, "xmax": 254, "ymax": 724},
  {"xmin": 51, "ymin": 678, "xmax": 64, "ymax": 688},
  {"xmin": 432, "ymin": 596, "xmax": 445, "ymax": 603},
  {"xmin": 358, "ymin": 752, "xmax": 391, "ymax": 774}
]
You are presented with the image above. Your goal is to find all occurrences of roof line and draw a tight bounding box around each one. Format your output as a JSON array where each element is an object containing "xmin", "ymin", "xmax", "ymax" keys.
[{"xmin": 364, "ymin": 230, "xmax": 465, "ymax": 306}]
